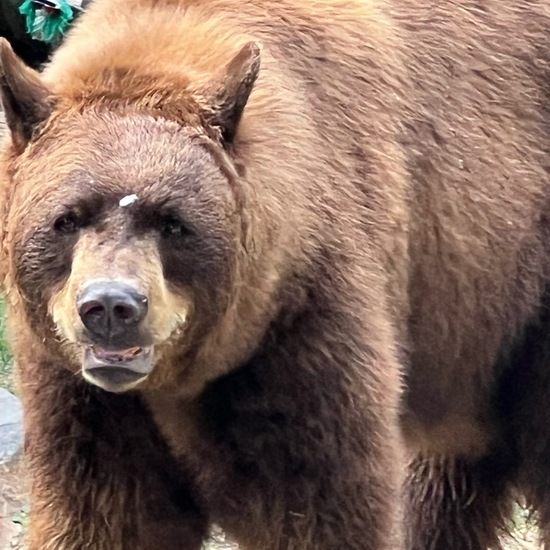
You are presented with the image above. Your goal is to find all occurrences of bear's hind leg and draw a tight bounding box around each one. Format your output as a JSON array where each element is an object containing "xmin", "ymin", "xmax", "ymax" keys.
[
  {"xmin": 511, "ymin": 357, "xmax": 550, "ymax": 548},
  {"xmin": 406, "ymin": 453, "xmax": 514, "ymax": 550}
]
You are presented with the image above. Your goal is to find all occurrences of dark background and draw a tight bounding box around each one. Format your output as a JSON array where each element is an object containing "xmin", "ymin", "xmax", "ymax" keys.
[{"xmin": 0, "ymin": 0, "xmax": 92, "ymax": 67}]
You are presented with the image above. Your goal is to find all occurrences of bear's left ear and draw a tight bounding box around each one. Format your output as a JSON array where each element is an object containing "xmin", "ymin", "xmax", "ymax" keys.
[
  {"xmin": 0, "ymin": 38, "xmax": 54, "ymax": 153},
  {"xmin": 204, "ymin": 41, "xmax": 261, "ymax": 145}
]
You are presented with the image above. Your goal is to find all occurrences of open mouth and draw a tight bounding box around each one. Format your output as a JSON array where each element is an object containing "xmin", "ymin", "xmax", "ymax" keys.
[
  {"xmin": 87, "ymin": 346, "xmax": 151, "ymax": 366},
  {"xmin": 82, "ymin": 345, "xmax": 154, "ymax": 392}
]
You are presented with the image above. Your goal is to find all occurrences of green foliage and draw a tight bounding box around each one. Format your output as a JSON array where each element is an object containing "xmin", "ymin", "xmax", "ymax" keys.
[{"xmin": 0, "ymin": 299, "xmax": 14, "ymax": 392}]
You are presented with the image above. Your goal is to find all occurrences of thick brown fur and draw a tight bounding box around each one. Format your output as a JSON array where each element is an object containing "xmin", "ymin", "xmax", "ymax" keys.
[{"xmin": 2, "ymin": 0, "xmax": 550, "ymax": 549}]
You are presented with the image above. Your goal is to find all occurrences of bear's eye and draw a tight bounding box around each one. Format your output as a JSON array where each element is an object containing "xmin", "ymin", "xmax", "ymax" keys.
[
  {"xmin": 159, "ymin": 214, "xmax": 192, "ymax": 238},
  {"xmin": 53, "ymin": 212, "xmax": 80, "ymax": 235}
]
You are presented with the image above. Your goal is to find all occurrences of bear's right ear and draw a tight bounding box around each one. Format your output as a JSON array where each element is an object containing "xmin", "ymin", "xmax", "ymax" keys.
[
  {"xmin": 0, "ymin": 38, "xmax": 54, "ymax": 153},
  {"xmin": 202, "ymin": 42, "xmax": 261, "ymax": 146}
]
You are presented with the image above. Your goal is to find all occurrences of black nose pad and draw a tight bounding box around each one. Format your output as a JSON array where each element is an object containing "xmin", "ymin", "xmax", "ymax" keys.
[{"xmin": 77, "ymin": 281, "xmax": 148, "ymax": 344}]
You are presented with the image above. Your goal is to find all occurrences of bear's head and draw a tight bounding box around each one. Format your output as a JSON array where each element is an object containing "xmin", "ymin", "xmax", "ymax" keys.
[{"xmin": 0, "ymin": 37, "xmax": 292, "ymax": 396}]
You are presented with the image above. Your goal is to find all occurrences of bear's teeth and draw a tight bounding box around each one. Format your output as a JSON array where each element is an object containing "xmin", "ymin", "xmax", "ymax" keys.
[{"xmin": 92, "ymin": 346, "xmax": 143, "ymax": 360}]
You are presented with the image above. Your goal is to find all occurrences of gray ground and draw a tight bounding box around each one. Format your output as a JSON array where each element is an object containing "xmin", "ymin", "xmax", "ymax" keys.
[{"xmin": 0, "ymin": 104, "xmax": 540, "ymax": 550}]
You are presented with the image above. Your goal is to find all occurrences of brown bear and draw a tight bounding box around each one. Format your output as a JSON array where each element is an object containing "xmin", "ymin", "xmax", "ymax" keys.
[{"xmin": 2, "ymin": 0, "xmax": 550, "ymax": 549}]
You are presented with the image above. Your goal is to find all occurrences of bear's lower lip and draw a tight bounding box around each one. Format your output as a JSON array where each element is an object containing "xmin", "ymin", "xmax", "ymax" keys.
[{"xmin": 81, "ymin": 346, "xmax": 154, "ymax": 392}]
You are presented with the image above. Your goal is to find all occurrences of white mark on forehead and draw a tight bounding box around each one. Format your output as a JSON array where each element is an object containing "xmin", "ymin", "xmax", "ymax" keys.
[{"xmin": 119, "ymin": 194, "xmax": 139, "ymax": 207}]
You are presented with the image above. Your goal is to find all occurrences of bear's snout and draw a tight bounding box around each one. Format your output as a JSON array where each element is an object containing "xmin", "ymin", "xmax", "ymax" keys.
[{"xmin": 77, "ymin": 279, "xmax": 148, "ymax": 348}]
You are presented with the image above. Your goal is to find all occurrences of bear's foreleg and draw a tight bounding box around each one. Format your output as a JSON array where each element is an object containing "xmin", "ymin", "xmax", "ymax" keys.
[
  {"xmin": 19, "ymin": 359, "xmax": 207, "ymax": 550},
  {"xmin": 178, "ymin": 305, "xmax": 406, "ymax": 550}
]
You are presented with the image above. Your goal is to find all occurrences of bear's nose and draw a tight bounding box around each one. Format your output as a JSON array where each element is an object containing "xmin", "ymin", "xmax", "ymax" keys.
[{"xmin": 77, "ymin": 281, "xmax": 148, "ymax": 345}]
